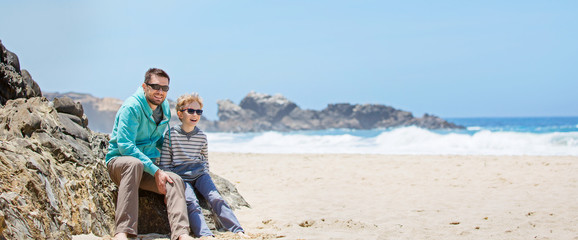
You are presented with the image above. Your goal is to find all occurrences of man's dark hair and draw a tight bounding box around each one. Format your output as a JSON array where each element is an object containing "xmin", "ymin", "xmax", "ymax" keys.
[{"xmin": 144, "ymin": 68, "xmax": 170, "ymax": 83}]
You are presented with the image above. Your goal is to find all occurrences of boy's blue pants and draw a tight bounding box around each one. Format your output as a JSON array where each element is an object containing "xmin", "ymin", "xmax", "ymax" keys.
[{"xmin": 184, "ymin": 174, "xmax": 244, "ymax": 237}]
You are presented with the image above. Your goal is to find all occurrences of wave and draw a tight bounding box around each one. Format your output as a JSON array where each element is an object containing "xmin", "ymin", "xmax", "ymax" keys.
[{"xmin": 207, "ymin": 126, "xmax": 578, "ymax": 156}]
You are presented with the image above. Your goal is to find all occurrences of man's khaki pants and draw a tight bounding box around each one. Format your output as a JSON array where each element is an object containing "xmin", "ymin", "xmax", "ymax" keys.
[{"xmin": 107, "ymin": 156, "xmax": 190, "ymax": 240}]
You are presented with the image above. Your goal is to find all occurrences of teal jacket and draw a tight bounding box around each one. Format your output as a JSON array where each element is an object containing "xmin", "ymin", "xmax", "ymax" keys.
[{"xmin": 105, "ymin": 87, "xmax": 171, "ymax": 176}]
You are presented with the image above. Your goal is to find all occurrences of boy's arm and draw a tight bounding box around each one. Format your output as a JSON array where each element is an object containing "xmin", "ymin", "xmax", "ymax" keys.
[
  {"xmin": 202, "ymin": 139, "xmax": 209, "ymax": 170},
  {"xmin": 158, "ymin": 129, "xmax": 172, "ymax": 169}
]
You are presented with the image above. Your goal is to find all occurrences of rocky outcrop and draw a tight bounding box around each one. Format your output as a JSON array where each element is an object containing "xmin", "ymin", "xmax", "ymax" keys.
[
  {"xmin": 0, "ymin": 97, "xmax": 115, "ymax": 240},
  {"xmin": 215, "ymin": 91, "xmax": 464, "ymax": 132},
  {"xmin": 0, "ymin": 41, "xmax": 250, "ymax": 239},
  {"xmin": 0, "ymin": 40, "xmax": 42, "ymax": 106}
]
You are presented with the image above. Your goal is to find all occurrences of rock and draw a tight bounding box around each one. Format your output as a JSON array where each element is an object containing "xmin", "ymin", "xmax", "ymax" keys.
[
  {"xmin": 21, "ymin": 70, "xmax": 41, "ymax": 98},
  {"xmin": 352, "ymin": 104, "xmax": 397, "ymax": 129},
  {"xmin": 214, "ymin": 92, "xmax": 464, "ymax": 132},
  {"xmin": 217, "ymin": 99, "xmax": 247, "ymax": 122},
  {"xmin": 0, "ymin": 210, "xmax": 6, "ymax": 239},
  {"xmin": 137, "ymin": 173, "xmax": 250, "ymax": 235},
  {"xmin": 0, "ymin": 97, "xmax": 115, "ymax": 240},
  {"xmin": 319, "ymin": 103, "xmax": 362, "ymax": 129},
  {"xmin": 0, "ymin": 40, "xmax": 42, "ymax": 105},
  {"xmin": 58, "ymin": 112, "xmax": 88, "ymax": 128},
  {"xmin": 239, "ymin": 92, "xmax": 298, "ymax": 123},
  {"xmin": 57, "ymin": 113, "xmax": 91, "ymax": 141},
  {"xmin": 3, "ymin": 46, "xmax": 20, "ymax": 74},
  {"xmin": 45, "ymin": 92, "xmax": 122, "ymax": 133},
  {"xmin": 281, "ymin": 108, "xmax": 322, "ymax": 130},
  {"xmin": 409, "ymin": 113, "xmax": 464, "ymax": 129},
  {"xmin": 53, "ymin": 96, "xmax": 85, "ymax": 119}
]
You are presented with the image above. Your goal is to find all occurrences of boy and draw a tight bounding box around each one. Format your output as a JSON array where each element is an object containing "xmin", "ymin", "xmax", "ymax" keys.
[{"xmin": 159, "ymin": 93, "xmax": 247, "ymax": 238}]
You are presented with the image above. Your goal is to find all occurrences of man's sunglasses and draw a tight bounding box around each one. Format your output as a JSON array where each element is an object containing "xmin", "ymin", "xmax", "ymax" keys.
[
  {"xmin": 180, "ymin": 108, "xmax": 203, "ymax": 115},
  {"xmin": 146, "ymin": 83, "xmax": 170, "ymax": 92}
]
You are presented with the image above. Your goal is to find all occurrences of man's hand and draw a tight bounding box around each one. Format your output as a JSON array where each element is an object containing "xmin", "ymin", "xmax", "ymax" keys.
[{"xmin": 154, "ymin": 170, "xmax": 174, "ymax": 195}]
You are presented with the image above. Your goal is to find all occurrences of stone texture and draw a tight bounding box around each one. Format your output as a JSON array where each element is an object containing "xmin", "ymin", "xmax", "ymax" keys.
[
  {"xmin": 239, "ymin": 92, "xmax": 298, "ymax": 123},
  {"xmin": 0, "ymin": 40, "xmax": 42, "ymax": 106},
  {"xmin": 0, "ymin": 97, "xmax": 115, "ymax": 240},
  {"xmin": 0, "ymin": 210, "xmax": 6, "ymax": 240},
  {"xmin": 53, "ymin": 96, "xmax": 85, "ymax": 119}
]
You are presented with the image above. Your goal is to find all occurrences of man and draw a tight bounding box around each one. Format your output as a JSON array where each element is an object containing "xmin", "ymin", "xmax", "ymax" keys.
[{"xmin": 105, "ymin": 68, "xmax": 194, "ymax": 240}]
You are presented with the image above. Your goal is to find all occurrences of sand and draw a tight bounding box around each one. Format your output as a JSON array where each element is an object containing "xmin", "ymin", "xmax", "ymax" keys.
[{"xmin": 74, "ymin": 153, "xmax": 578, "ymax": 240}]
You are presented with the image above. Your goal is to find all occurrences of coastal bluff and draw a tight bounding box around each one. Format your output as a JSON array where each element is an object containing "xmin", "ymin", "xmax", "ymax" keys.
[
  {"xmin": 0, "ymin": 40, "xmax": 249, "ymax": 239},
  {"xmin": 44, "ymin": 91, "xmax": 463, "ymax": 133}
]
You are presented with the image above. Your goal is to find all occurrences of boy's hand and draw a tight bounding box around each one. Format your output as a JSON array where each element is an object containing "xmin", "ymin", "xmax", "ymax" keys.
[{"xmin": 154, "ymin": 170, "xmax": 174, "ymax": 195}]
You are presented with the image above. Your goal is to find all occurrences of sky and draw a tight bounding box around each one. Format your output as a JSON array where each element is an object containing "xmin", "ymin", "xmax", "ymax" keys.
[{"xmin": 1, "ymin": 1, "xmax": 577, "ymax": 120}]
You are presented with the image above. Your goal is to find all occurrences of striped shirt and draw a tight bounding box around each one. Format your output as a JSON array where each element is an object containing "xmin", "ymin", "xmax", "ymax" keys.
[{"xmin": 159, "ymin": 125, "xmax": 209, "ymax": 181}]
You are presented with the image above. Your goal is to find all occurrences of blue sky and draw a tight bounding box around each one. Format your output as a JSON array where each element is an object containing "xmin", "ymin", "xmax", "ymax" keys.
[{"xmin": 1, "ymin": 1, "xmax": 577, "ymax": 120}]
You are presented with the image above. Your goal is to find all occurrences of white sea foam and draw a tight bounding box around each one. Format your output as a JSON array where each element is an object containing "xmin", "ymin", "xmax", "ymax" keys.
[
  {"xmin": 466, "ymin": 126, "xmax": 482, "ymax": 131},
  {"xmin": 207, "ymin": 126, "xmax": 578, "ymax": 156}
]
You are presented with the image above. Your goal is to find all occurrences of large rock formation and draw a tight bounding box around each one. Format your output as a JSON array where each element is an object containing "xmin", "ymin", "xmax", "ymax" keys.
[
  {"xmin": 0, "ymin": 97, "xmax": 115, "ymax": 239},
  {"xmin": 0, "ymin": 40, "xmax": 249, "ymax": 239},
  {"xmin": 1, "ymin": 39, "xmax": 116, "ymax": 239},
  {"xmin": 215, "ymin": 92, "xmax": 464, "ymax": 132}
]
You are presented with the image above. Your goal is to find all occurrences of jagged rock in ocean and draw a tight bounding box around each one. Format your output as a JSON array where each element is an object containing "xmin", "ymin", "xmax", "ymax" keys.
[
  {"xmin": 319, "ymin": 103, "xmax": 415, "ymax": 129},
  {"xmin": 240, "ymin": 92, "xmax": 298, "ymax": 124},
  {"xmin": 216, "ymin": 92, "xmax": 464, "ymax": 132},
  {"xmin": 0, "ymin": 40, "xmax": 42, "ymax": 105}
]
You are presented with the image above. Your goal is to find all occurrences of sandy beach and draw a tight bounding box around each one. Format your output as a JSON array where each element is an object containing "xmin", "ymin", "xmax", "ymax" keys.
[{"xmin": 76, "ymin": 153, "xmax": 578, "ymax": 240}]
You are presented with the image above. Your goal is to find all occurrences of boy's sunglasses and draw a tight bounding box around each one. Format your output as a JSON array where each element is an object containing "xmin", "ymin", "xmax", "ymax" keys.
[
  {"xmin": 146, "ymin": 83, "xmax": 170, "ymax": 92},
  {"xmin": 180, "ymin": 108, "xmax": 203, "ymax": 115}
]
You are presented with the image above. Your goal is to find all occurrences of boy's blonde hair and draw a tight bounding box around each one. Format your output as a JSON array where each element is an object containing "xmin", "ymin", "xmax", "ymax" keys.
[{"xmin": 176, "ymin": 92, "xmax": 204, "ymax": 111}]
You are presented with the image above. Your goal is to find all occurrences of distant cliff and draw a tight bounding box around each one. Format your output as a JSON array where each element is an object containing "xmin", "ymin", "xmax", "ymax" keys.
[{"xmin": 45, "ymin": 91, "xmax": 463, "ymax": 133}]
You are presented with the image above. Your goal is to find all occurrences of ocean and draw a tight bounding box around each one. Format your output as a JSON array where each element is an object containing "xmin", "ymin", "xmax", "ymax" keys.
[{"xmin": 207, "ymin": 117, "xmax": 578, "ymax": 156}]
